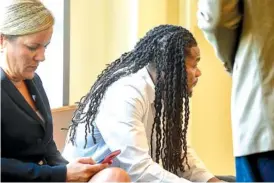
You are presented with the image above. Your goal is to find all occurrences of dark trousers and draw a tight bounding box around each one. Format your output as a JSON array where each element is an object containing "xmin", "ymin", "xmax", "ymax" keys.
[
  {"xmin": 216, "ymin": 175, "xmax": 236, "ymax": 182},
  {"xmin": 236, "ymin": 151, "xmax": 274, "ymax": 182}
]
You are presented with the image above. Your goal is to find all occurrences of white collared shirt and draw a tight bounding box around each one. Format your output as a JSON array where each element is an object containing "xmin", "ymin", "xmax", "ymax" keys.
[{"xmin": 63, "ymin": 68, "xmax": 214, "ymax": 182}]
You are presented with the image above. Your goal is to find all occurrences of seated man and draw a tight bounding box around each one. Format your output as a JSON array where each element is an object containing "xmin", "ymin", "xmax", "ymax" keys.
[{"xmin": 63, "ymin": 25, "xmax": 223, "ymax": 182}]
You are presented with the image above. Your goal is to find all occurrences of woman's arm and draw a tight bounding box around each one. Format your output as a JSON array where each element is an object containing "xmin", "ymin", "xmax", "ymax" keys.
[{"xmin": 1, "ymin": 157, "xmax": 67, "ymax": 182}]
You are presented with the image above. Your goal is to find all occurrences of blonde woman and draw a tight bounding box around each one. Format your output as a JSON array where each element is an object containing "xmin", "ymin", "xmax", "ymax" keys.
[{"xmin": 0, "ymin": 0, "xmax": 130, "ymax": 182}]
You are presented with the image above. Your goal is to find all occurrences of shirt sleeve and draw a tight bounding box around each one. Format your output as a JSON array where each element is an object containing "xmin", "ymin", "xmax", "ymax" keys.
[
  {"xmin": 95, "ymin": 84, "xmax": 190, "ymax": 183},
  {"xmin": 179, "ymin": 144, "xmax": 214, "ymax": 182},
  {"xmin": 197, "ymin": 0, "xmax": 242, "ymax": 73}
]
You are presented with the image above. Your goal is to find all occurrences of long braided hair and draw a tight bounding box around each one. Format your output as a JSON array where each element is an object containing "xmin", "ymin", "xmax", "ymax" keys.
[{"xmin": 69, "ymin": 24, "xmax": 197, "ymax": 174}]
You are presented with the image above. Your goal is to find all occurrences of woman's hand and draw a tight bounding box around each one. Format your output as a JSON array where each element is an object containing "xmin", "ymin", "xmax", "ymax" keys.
[{"xmin": 66, "ymin": 157, "xmax": 108, "ymax": 182}]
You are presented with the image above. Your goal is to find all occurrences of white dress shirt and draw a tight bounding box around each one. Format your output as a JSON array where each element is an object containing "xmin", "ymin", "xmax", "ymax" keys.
[{"xmin": 63, "ymin": 68, "xmax": 214, "ymax": 182}]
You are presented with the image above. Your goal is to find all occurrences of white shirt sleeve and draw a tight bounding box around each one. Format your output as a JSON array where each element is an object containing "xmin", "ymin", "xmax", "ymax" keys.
[
  {"xmin": 95, "ymin": 84, "xmax": 190, "ymax": 182},
  {"xmin": 197, "ymin": 0, "xmax": 242, "ymax": 73},
  {"xmin": 197, "ymin": 0, "xmax": 242, "ymax": 30},
  {"xmin": 180, "ymin": 145, "xmax": 214, "ymax": 182}
]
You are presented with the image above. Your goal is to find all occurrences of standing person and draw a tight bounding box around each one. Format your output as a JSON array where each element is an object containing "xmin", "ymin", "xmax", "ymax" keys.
[
  {"xmin": 197, "ymin": 0, "xmax": 274, "ymax": 181},
  {"xmin": 63, "ymin": 24, "xmax": 222, "ymax": 182},
  {"xmin": 0, "ymin": 0, "xmax": 130, "ymax": 182}
]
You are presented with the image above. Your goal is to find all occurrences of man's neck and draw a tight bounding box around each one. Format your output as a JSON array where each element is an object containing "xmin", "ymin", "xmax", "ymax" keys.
[{"xmin": 146, "ymin": 65, "xmax": 157, "ymax": 84}]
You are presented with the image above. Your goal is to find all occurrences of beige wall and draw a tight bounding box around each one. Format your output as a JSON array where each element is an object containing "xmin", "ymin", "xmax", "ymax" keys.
[
  {"xmin": 69, "ymin": 0, "xmax": 234, "ymax": 175},
  {"xmin": 70, "ymin": 0, "xmax": 108, "ymax": 104},
  {"xmin": 70, "ymin": 0, "xmax": 138, "ymax": 104},
  {"xmin": 138, "ymin": 0, "xmax": 167, "ymax": 37},
  {"xmin": 137, "ymin": 0, "xmax": 179, "ymax": 37},
  {"xmin": 105, "ymin": 0, "xmax": 139, "ymax": 62}
]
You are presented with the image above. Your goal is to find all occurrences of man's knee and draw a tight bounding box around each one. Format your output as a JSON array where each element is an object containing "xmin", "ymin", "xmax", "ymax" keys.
[{"xmin": 89, "ymin": 167, "xmax": 131, "ymax": 182}]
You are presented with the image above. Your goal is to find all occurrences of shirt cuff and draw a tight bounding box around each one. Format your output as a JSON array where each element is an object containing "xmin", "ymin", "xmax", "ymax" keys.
[{"xmin": 194, "ymin": 171, "xmax": 215, "ymax": 182}]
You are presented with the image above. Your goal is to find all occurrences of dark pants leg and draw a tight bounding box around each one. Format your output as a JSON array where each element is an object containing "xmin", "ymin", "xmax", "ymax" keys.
[
  {"xmin": 215, "ymin": 175, "xmax": 236, "ymax": 182},
  {"xmin": 236, "ymin": 151, "xmax": 274, "ymax": 182}
]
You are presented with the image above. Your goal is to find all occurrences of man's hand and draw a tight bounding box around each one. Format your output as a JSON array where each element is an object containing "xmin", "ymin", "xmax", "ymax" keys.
[
  {"xmin": 66, "ymin": 157, "xmax": 109, "ymax": 182},
  {"xmin": 208, "ymin": 177, "xmax": 225, "ymax": 182}
]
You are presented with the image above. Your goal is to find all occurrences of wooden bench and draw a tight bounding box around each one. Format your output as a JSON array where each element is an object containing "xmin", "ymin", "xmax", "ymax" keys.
[{"xmin": 51, "ymin": 105, "xmax": 76, "ymax": 151}]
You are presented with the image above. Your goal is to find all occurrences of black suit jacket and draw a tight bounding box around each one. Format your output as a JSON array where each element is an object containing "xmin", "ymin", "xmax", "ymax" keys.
[{"xmin": 1, "ymin": 68, "xmax": 68, "ymax": 182}]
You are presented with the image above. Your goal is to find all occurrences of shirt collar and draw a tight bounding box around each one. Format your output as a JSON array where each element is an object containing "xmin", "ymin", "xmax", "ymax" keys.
[{"xmin": 137, "ymin": 67, "xmax": 155, "ymax": 104}]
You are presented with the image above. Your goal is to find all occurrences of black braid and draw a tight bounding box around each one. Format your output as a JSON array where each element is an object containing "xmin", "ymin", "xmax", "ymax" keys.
[{"xmin": 69, "ymin": 24, "xmax": 197, "ymax": 175}]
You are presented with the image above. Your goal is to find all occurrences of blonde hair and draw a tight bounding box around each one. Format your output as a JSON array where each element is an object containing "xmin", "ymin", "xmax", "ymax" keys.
[{"xmin": 0, "ymin": 0, "xmax": 54, "ymax": 36}]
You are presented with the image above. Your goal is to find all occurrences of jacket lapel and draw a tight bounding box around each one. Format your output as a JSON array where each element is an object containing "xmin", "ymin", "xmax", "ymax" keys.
[
  {"xmin": 25, "ymin": 79, "xmax": 49, "ymax": 127},
  {"xmin": 1, "ymin": 68, "xmax": 46, "ymax": 130}
]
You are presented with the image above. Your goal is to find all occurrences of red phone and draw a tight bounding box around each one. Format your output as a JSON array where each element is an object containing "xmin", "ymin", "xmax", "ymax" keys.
[{"xmin": 97, "ymin": 150, "xmax": 121, "ymax": 164}]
